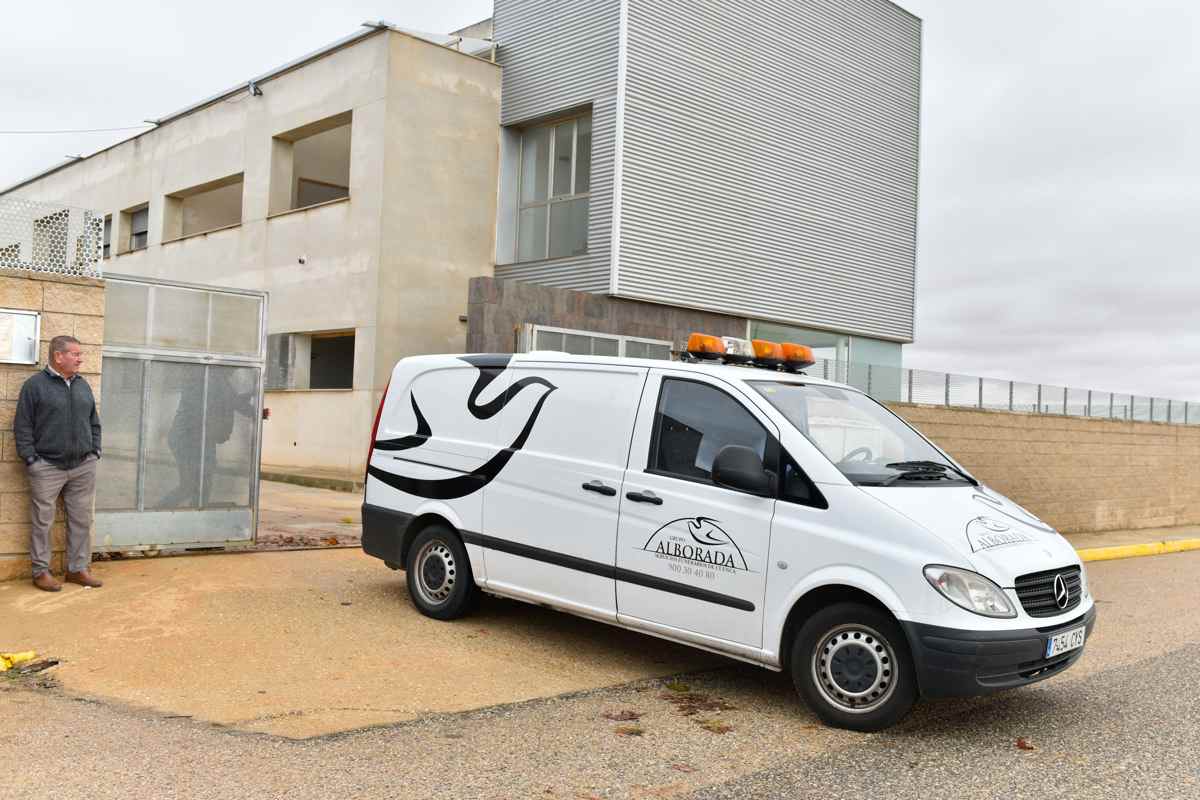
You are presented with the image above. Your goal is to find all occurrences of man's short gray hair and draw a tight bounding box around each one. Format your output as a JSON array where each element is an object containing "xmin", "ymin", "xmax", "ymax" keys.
[{"xmin": 49, "ymin": 335, "xmax": 81, "ymax": 354}]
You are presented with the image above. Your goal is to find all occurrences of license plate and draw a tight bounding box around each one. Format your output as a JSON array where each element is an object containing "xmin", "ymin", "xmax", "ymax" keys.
[{"xmin": 1045, "ymin": 625, "xmax": 1086, "ymax": 658}]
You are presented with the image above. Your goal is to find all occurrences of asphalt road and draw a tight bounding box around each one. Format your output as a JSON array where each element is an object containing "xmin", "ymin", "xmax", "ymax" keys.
[{"xmin": 4, "ymin": 551, "xmax": 1198, "ymax": 799}]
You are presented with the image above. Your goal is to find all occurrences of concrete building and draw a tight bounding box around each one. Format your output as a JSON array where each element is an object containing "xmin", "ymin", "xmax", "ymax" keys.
[
  {"xmin": 5, "ymin": 0, "xmax": 921, "ymax": 476},
  {"xmin": 3, "ymin": 26, "xmax": 503, "ymax": 475}
]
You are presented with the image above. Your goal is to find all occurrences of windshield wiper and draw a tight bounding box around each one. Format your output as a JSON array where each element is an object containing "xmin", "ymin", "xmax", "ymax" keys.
[{"xmin": 885, "ymin": 460, "xmax": 978, "ymax": 486}]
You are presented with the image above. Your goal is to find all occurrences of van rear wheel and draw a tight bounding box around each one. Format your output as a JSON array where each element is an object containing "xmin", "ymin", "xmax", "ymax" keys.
[
  {"xmin": 405, "ymin": 525, "xmax": 478, "ymax": 620},
  {"xmin": 790, "ymin": 602, "xmax": 917, "ymax": 731}
]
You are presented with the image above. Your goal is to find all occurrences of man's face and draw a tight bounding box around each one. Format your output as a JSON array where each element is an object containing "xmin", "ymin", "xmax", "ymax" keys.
[{"xmin": 53, "ymin": 343, "xmax": 83, "ymax": 377}]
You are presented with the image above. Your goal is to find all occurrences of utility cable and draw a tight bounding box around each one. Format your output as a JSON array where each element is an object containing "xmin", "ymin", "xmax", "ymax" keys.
[{"xmin": 0, "ymin": 125, "xmax": 154, "ymax": 135}]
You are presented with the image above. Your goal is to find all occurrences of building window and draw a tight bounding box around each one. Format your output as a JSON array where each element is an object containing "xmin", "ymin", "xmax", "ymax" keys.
[
  {"xmin": 120, "ymin": 204, "xmax": 149, "ymax": 252},
  {"xmin": 269, "ymin": 112, "xmax": 352, "ymax": 215},
  {"xmin": 103, "ymin": 214, "xmax": 111, "ymax": 259},
  {"xmin": 517, "ymin": 114, "xmax": 591, "ymax": 262},
  {"xmin": 526, "ymin": 324, "xmax": 672, "ymax": 360},
  {"xmin": 310, "ymin": 332, "xmax": 354, "ymax": 389},
  {"xmin": 163, "ymin": 174, "xmax": 244, "ymax": 241},
  {"xmin": 265, "ymin": 331, "xmax": 355, "ymax": 390}
]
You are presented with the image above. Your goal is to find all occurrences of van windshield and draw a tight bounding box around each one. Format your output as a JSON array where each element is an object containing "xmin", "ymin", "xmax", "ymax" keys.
[{"xmin": 749, "ymin": 381, "xmax": 973, "ymax": 487}]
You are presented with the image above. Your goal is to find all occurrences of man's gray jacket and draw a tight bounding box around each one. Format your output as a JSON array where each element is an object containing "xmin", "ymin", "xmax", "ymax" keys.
[{"xmin": 13, "ymin": 368, "xmax": 102, "ymax": 470}]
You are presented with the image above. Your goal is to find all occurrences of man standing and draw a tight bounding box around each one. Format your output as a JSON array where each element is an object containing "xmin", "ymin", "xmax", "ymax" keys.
[{"xmin": 13, "ymin": 335, "xmax": 103, "ymax": 592}]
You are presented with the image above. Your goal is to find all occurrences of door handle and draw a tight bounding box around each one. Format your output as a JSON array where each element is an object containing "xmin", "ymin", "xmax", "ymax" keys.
[
  {"xmin": 581, "ymin": 480, "xmax": 617, "ymax": 496},
  {"xmin": 625, "ymin": 490, "xmax": 663, "ymax": 505}
]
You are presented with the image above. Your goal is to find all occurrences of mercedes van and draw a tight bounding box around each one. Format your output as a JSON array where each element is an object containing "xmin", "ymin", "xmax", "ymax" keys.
[{"xmin": 361, "ymin": 335, "xmax": 1095, "ymax": 731}]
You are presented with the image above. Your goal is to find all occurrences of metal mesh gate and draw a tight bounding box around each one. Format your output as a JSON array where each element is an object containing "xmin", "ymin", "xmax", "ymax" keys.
[{"xmin": 95, "ymin": 274, "xmax": 267, "ymax": 550}]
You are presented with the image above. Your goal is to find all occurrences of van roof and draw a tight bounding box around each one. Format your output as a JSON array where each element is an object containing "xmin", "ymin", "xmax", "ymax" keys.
[{"xmin": 508, "ymin": 351, "xmax": 855, "ymax": 390}]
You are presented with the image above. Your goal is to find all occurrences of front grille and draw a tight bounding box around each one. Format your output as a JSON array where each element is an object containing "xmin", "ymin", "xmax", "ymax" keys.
[{"xmin": 1014, "ymin": 566, "xmax": 1082, "ymax": 617}]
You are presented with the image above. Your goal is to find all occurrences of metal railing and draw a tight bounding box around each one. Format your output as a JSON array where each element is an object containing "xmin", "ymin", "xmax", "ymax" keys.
[
  {"xmin": 808, "ymin": 358, "xmax": 1198, "ymax": 426},
  {"xmin": 0, "ymin": 197, "xmax": 104, "ymax": 278}
]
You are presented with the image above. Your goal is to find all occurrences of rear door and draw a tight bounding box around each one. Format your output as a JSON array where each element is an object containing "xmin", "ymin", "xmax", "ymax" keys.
[
  {"xmin": 482, "ymin": 359, "xmax": 648, "ymax": 620},
  {"xmin": 615, "ymin": 371, "xmax": 777, "ymax": 648}
]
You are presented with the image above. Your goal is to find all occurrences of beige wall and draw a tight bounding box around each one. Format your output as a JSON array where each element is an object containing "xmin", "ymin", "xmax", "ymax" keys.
[
  {"xmin": 890, "ymin": 403, "xmax": 1200, "ymax": 534},
  {"xmin": 8, "ymin": 29, "xmax": 502, "ymax": 476},
  {"xmin": 0, "ymin": 269, "xmax": 105, "ymax": 583},
  {"xmin": 374, "ymin": 34, "xmax": 502, "ymax": 390},
  {"xmin": 261, "ymin": 389, "xmax": 375, "ymax": 475}
]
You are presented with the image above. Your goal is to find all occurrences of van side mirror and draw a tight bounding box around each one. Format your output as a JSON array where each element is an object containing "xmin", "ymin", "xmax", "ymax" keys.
[{"xmin": 711, "ymin": 445, "xmax": 772, "ymax": 495}]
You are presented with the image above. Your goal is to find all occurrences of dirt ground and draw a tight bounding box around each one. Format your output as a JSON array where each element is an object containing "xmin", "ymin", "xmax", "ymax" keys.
[{"xmin": 0, "ymin": 546, "xmax": 721, "ymax": 738}]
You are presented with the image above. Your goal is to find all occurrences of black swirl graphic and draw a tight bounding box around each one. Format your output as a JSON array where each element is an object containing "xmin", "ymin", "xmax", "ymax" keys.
[
  {"xmin": 368, "ymin": 355, "xmax": 557, "ymax": 499},
  {"xmin": 373, "ymin": 393, "xmax": 431, "ymax": 451}
]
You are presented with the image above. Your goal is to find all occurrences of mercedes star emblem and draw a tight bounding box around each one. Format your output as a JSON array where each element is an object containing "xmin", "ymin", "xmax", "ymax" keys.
[{"xmin": 1053, "ymin": 574, "xmax": 1070, "ymax": 609}]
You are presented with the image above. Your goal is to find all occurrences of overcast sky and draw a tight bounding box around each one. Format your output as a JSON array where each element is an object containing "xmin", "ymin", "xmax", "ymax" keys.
[{"xmin": 3, "ymin": 1, "xmax": 1197, "ymax": 401}]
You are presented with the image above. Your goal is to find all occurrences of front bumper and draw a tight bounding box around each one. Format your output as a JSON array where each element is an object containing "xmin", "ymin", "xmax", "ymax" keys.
[{"xmin": 901, "ymin": 605, "xmax": 1097, "ymax": 698}]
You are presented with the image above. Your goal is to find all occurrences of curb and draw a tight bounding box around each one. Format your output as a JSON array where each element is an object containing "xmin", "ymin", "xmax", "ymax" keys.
[
  {"xmin": 1076, "ymin": 538, "xmax": 1200, "ymax": 563},
  {"xmin": 260, "ymin": 471, "xmax": 363, "ymax": 494}
]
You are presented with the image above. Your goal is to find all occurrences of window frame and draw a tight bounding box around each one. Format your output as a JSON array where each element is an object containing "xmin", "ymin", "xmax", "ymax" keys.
[
  {"xmin": 645, "ymin": 376, "xmax": 779, "ymax": 494},
  {"xmin": 528, "ymin": 324, "xmax": 672, "ymax": 360},
  {"xmin": 645, "ymin": 375, "xmax": 828, "ymax": 508},
  {"xmin": 515, "ymin": 111, "xmax": 592, "ymax": 263}
]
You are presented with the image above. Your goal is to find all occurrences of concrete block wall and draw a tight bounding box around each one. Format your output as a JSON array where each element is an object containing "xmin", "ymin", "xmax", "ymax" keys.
[
  {"xmin": 0, "ymin": 268, "xmax": 105, "ymax": 582},
  {"xmin": 889, "ymin": 403, "xmax": 1200, "ymax": 534}
]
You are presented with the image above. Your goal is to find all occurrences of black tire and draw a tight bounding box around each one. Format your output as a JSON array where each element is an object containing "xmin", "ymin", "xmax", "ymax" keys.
[
  {"xmin": 405, "ymin": 525, "xmax": 479, "ymax": 620},
  {"xmin": 790, "ymin": 602, "xmax": 917, "ymax": 732}
]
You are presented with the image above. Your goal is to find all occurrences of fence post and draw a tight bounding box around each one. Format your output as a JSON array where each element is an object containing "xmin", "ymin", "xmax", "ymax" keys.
[
  {"xmin": 907, "ymin": 369, "xmax": 913, "ymax": 404},
  {"xmin": 1149, "ymin": 397, "xmax": 1154, "ymax": 422},
  {"xmin": 978, "ymin": 377, "xmax": 983, "ymax": 409},
  {"xmin": 1109, "ymin": 393, "xmax": 1114, "ymax": 419},
  {"xmin": 1063, "ymin": 386, "xmax": 1069, "ymax": 415},
  {"xmin": 1008, "ymin": 381, "xmax": 1014, "ymax": 411},
  {"xmin": 944, "ymin": 373, "xmax": 950, "ymax": 407},
  {"xmin": 1168, "ymin": 399, "xmax": 1173, "ymax": 424},
  {"xmin": 1086, "ymin": 390, "xmax": 1092, "ymax": 417},
  {"xmin": 867, "ymin": 364, "xmax": 873, "ymax": 396},
  {"xmin": 1036, "ymin": 384, "xmax": 1042, "ymax": 414},
  {"xmin": 1188, "ymin": 402, "xmax": 1192, "ymax": 425}
]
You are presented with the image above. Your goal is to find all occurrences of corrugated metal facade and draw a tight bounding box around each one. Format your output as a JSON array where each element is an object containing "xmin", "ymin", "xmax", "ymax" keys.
[
  {"xmin": 494, "ymin": 0, "xmax": 920, "ymax": 342},
  {"xmin": 618, "ymin": 0, "xmax": 920, "ymax": 342},
  {"xmin": 493, "ymin": 0, "xmax": 620, "ymax": 293}
]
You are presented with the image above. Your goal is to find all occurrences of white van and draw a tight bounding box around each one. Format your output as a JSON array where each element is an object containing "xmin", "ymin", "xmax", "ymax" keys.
[{"xmin": 361, "ymin": 337, "xmax": 1095, "ymax": 731}]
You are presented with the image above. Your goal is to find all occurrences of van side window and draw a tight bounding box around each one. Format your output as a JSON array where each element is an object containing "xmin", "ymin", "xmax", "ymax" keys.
[{"xmin": 649, "ymin": 379, "xmax": 769, "ymax": 484}]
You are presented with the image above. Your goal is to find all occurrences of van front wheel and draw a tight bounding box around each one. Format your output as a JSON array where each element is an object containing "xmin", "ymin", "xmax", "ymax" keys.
[
  {"xmin": 790, "ymin": 602, "xmax": 917, "ymax": 731},
  {"xmin": 405, "ymin": 525, "xmax": 478, "ymax": 620}
]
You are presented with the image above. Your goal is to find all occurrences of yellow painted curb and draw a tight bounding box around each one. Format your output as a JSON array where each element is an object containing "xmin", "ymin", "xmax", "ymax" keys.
[{"xmin": 1076, "ymin": 538, "xmax": 1200, "ymax": 563}]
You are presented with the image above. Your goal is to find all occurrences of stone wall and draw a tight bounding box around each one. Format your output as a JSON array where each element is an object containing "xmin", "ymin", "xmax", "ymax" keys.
[
  {"xmin": 466, "ymin": 277, "xmax": 747, "ymax": 353},
  {"xmin": 0, "ymin": 269, "xmax": 105, "ymax": 582},
  {"xmin": 890, "ymin": 403, "xmax": 1200, "ymax": 534}
]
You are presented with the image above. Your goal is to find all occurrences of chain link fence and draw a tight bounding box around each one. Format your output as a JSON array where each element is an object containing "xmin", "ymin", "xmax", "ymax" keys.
[
  {"xmin": 806, "ymin": 358, "xmax": 1198, "ymax": 426},
  {"xmin": 0, "ymin": 197, "xmax": 104, "ymax": 278}
]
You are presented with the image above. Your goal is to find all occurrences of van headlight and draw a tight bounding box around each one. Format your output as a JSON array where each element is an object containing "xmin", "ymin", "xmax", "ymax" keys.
[{"xmin": 924, "ymin": 565, "xmax": 1017, "ymax": 618}]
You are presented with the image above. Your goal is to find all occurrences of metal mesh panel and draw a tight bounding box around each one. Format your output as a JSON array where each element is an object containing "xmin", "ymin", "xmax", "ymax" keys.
[
  {"xmin": 980, "ymin": 377, "xmax": 1010, "ymax": 411},
  {"xmin": 802, "ymin": 353, "xmax": 1200, "ymax": 426},
  {"xmin": 94, "ymin": 358, "xmax": 143, "ymax": 511},
  {"xmin": 1066, "ymin": 388, "xmax": 1089, "ymax": 417},
  {"xmin": 0, "ymin": 197, "xmax": 103, "ymax": 277},
  {"xmin": 1011, "ymin": 382, "xmax": 1040, "ymax": 413},
  {"xmin": 1131, "ymin": 396, "xmax": 1152, "ymax": 422},
  {"xmin": 202, "ymin": 365, "xmax": 258, "ymax": 508},
  {"xmin": 1040, "ymin": 385, "xmax": 1067, "ymax": 415},
  {"xmin": 909, "ymin": 368, "xmax": 948, "ymax": 405},
  {"xmin": 144, "ymin": 362, "xmax": 206, "ymax": 510},
  {"xmin": 947, "ymin": 374, "xmax": 979, "ymax": 407},
  {"xmin": 1088, "ymin": 392, "xmax": 1112, "ymax": 418}
]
